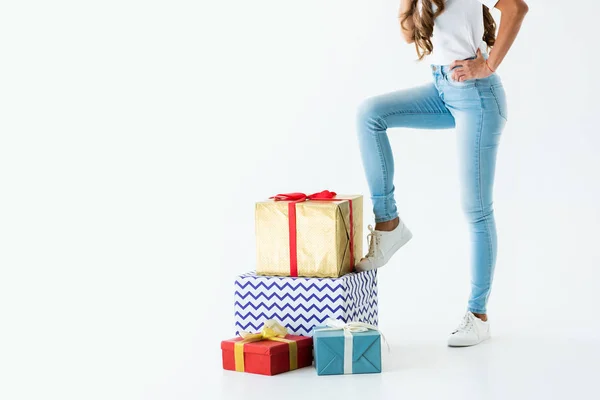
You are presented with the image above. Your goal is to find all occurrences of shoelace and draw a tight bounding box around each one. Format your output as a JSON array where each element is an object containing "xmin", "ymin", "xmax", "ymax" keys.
[
  {"xmin": 453, "ymin": 312, "xmax": 475, "ymax": 334},
  {"xmin": 366, "ymin": 225, "xmax": 382, "ymax": 258}
]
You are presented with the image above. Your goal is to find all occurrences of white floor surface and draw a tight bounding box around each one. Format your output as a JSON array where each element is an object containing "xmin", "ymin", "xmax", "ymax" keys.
[{"xmin": 199, "ymin": 322, "xmax": 600, "ymax": 400}]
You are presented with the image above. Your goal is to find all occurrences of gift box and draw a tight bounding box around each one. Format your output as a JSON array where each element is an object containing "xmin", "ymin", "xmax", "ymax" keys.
[
  {"xmin": 221, "ymin": 320, "xmax": 313, "ymax": 376},
  {"xmin": 255, "ymin": 191, "xmax": 363, "ymax": 278},
  {"xmin": 312, "ymin": 320, "xmax": 382, "ymax": 375},
  {"xmin": 234, "ymin": 270, "xmax": 378, "ymax": 336}
]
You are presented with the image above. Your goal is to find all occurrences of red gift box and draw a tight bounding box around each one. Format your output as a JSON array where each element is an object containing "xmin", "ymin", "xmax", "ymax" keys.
[{"xmin": 221, "ymin": 335, "xmax": 313, "ymax": 376}]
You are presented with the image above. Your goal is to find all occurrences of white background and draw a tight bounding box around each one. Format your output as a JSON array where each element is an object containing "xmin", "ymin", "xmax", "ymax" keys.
[{"xmin": 2, "ymin": 1, "xmax": 599, "ymax": 399}]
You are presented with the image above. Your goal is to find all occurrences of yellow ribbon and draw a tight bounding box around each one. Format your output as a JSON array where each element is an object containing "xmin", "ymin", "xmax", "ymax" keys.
[{"xmin": 234, "ymin": 320, "xmax": 298, "ymax": 372}]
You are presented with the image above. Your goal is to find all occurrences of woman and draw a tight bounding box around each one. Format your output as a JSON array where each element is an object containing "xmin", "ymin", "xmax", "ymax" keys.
[{"xmin": 355, "ymin": 0, "xmax": 528, "ymax": 347}]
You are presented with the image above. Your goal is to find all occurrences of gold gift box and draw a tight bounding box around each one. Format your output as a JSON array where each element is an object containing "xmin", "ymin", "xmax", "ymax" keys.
[{"xmin": 255, "ymin": 195, "xmax": 363, "ymax": 278}]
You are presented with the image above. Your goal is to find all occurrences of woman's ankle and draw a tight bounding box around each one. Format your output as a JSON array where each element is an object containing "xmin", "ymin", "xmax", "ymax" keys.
[
  {"xmin": 375, "ymin": 217, "xmax": 399, "ymax": 232},
  {"xmin": 472, "ymin": 312, "xmax": 488, "ymax": 322}
]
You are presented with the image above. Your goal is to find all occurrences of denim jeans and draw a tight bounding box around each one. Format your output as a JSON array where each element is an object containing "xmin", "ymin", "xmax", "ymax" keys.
[{"xmin": 356, "ymin": 64, "xmax": 507, "ymax": 314}]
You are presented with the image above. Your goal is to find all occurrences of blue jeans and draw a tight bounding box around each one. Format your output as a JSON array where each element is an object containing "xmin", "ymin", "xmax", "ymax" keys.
[{"xmin": 356, "ymin": 64, "xmax": 507, "ymax": 314}]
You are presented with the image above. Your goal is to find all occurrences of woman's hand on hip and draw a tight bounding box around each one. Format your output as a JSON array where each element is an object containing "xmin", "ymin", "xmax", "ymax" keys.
[{"xmin": 449, "ymin": 49, "xmax": 494, "ymax": 82}]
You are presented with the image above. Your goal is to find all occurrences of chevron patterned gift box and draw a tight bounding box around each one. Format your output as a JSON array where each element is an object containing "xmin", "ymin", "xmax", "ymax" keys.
[{"xmin": 234, "ymin": 270, "xmax": 378, "ymax": 336}]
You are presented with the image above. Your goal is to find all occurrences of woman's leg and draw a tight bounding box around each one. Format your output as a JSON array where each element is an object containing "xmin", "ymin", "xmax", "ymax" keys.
[
  {"xmin": 451, "ymin": 86, "xmax": 507, "ymax": 316},
  {"xmin": 356, "ymin": 83, "xmax": 455, "ymax": 224}
]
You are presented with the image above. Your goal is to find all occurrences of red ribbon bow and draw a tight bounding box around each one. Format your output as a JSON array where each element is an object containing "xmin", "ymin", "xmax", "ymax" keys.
[{"xmin": 270, "ymin": 190, "xmax": 354, "ymax": 277}]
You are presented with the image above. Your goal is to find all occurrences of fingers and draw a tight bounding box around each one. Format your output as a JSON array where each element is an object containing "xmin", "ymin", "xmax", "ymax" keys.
[
  {"xmin": 450, "ymin": 59, "xmax": 472, "ymax": 72},
  {"xmin": 449, "ymin": 59, "xmax": 468, "ymax": 70},
  {"xmin": 450, "ymin": 52, "xmax": 484, "ymax": 81},
  {"xmin": 451, "ymin": 69, "xmax": 461, "ymax": 81},
  {"xmin": 452, "ymin": 72, "xmax": 470, "ymax": 82},
  {"xmin": 451, "ymin": 68, "xmax": 470, "ymax": 82}
]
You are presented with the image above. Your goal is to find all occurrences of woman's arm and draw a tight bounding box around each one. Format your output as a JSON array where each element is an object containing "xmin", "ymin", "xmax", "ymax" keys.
[
  {"xmin": 487, "ymin": 0, "xmax": 529, "ymax": 71},
  {"xmin": 450, "ymin": 0, "xmax": 529, "ymax": 82},
  {"xmin": 399, "ymin": 0, "xmax": 415, "ymax": 44}
]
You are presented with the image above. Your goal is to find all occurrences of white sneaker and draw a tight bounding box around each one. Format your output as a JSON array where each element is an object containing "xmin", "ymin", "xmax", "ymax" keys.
[
  {"xmin": 355, "ymin": 220, "xmax": 412, "ymax": 272},
  {"xmin": 447, "ymin": 311, "xmax": 491, "ymax": 347}
]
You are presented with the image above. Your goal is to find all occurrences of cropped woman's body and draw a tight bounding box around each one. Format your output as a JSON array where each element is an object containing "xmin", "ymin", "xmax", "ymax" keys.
[{"xmin": 355, "ymin": 0, "xmax": 528, "ymax": 347}]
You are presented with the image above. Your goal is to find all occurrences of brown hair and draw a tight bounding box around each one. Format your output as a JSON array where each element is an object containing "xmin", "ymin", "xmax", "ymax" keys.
[{"xmin": 400, "ymin": 0, "xmax": 497, "ymax": 60}]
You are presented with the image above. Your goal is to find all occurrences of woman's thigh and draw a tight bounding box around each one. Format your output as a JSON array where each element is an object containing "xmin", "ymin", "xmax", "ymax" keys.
[
  {"xmin": 357, "ymin": 83, "xmax": 456, "ymax": 130},
  {"xmin": 443, "ymin": 80, "xmax": 507, "ymax": 214}
]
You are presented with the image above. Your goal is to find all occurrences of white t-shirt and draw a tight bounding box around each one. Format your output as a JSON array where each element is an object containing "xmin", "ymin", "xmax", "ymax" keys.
[{"xmin": 423, "ymin": 0, "xmax": 499, "ymax": 66}]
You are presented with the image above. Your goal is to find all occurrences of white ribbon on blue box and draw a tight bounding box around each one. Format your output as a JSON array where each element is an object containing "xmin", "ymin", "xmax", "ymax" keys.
[{"xmin": 313, "ymin": 318, "xmax": 389, "ymax": 375}]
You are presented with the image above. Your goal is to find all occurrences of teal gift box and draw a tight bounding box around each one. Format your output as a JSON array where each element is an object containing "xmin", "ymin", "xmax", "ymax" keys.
[{"xmin": 312, "ymin": 320, "xmax": 382, "ymax": 375}]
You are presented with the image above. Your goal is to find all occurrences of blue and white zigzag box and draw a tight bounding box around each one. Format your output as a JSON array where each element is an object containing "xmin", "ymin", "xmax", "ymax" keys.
[{"xmin": 234, "ymin": 270, "xmax": 378, "ymax": 336}]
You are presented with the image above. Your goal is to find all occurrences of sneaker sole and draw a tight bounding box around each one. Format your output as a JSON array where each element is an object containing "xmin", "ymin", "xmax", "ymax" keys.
[{"xmin": 447, "ymin": 335, "xmax": 491, "ymax": 348}]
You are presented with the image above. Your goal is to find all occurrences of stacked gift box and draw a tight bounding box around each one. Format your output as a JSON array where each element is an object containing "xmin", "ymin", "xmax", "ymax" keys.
[
  {"xmin": 234, "ymin": 270, "xmax": 378, "ymax": 336},
  {"xmin": 222, "ymin": 191, "xmax": 384, "ymax": 376}
]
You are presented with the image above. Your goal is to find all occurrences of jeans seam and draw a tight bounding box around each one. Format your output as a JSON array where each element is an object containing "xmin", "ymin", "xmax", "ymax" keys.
[
  {"xmin": 490, "ymin": 85, "xmax": 508, "ymax": 122},
  {"xmin": 373, "ymin": 125, "xmax": 389, "ymax": 219},
  {"xmin": 379, "ymin": 110, "xmax": 448, "ymax": 120}
]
